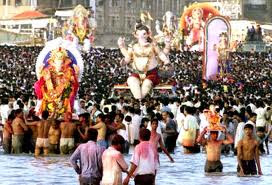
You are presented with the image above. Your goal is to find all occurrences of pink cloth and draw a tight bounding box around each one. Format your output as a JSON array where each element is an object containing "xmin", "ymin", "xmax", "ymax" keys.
[
  {"xmin": 131, "ymin": 141, "xmax": 159, "ymax": 176},
  {"xmin": 34, "ymin": 77, "xmax": 45, "ymax": 99},
  {"xmin": 101, "ymin": 147, "xmax": 128, "ymax": 185}
]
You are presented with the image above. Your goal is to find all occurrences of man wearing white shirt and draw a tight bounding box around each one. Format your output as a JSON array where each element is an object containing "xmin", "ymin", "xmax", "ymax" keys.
[
  {"xmin": 116, "ymin": 97, "xmax": 125, "ymax": 111},
  {"xmin": 131, "ymin": 109, "xmax": 142, "ymax": 145},
  {"xmin": 255, "ymin": 101, "xmax": 267, "ymax": 130},
  {"xmin": 0, "ymin": 98, "xmax": 9, "ymax": 126},
  {"xmin": 76, "ymin": 99, "xmax": 88, "ymax": 115},
  {"xmin": 169, "ymin": 99, "xmax": 180, "ymax": 119},
  {"xmin": 123, "ymin": 129, "xmax": 158, "ymax": 185},
  {"xmin": 182, "ymin": 106, "xmax": 199, "ymax": 153},
  {"xmin": 176, "ymin": 106, "xmax": 185, "ymax": 132}
]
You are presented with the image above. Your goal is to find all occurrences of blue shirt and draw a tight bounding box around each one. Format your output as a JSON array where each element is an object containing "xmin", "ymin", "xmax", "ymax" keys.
[{"xmin": 70, "ymin": 141, "xmax": 105, "ymax": 182}]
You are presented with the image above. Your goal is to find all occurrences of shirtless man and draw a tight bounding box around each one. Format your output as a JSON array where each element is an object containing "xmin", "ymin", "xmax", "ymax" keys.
[
  {"xmin": 197, "ymin": 126, "xmax": 233, "ymax": 173},
  {"xmin": 60, "ymin": 112, "xmax": 76, "ymax": 154},
  {"xmin": 76, "ymin": 113, "xmax": 90, "ymax": 144},
  {"xmin": 3, "ymin": 114, "xmax": 15, "ymax": 154},
  {"xmin": 35, "ymin": 111, "xmax": 51, "ymax": 156},
  {"xmin": 237, "ymin": 123, "xmax": 262, "ymax": 176},
  {"xmin": 89, "ymin": 113, "xmax": 107, "ymax": 148},
  {"xmin": 12, "ymin": 109, "xmax": 28, "ymax": 154},
  {"xmin": 48, "ymin": 120, "xmax": 61, "ymax": 154}
]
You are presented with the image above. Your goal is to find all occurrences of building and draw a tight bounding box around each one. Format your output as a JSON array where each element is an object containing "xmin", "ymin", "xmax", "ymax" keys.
[
  {"xmin": 95, "ymin": 0, "xmax": 185, "ymax": 46},
  {"xmin": 184, "ymin": 0, "xmax": 272, "ymax": 22},
  {"xmin": 0, "ymin": 0, "xmax": 90, "ymax": 19},
  {"xmin": 242, "ymin": 0, "xmax": 272, "ymax": 22}
]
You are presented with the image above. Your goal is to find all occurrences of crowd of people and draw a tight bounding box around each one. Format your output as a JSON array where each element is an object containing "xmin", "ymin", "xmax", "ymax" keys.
[{"xmin": 0, "ymin": 45, "xmax": 272, "ymax": 184}]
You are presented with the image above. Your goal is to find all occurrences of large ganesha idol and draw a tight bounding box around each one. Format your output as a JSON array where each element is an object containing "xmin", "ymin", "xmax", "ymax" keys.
[
  {"xmin": 180, "ymin": 3, "xmax": 220, "ymax": 51},
  {"xmin": 155, "ymin": 11, "xmax": 181, "ymax": 51},
  {"xmin": 66, "ymin": 5, "xmax": 96, "ymax": 52},
  {"xmin": 34, "ymin": 38, "xmax": 84, "ymax": 117},
  {"xmin": 118, "ymin": 20, "xmax": 170, "ymax": 100}
]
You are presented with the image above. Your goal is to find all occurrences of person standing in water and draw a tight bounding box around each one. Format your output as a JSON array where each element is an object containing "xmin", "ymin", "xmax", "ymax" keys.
[
  {"xmin": 237, "ymin": 123, "xmax": 262, "ymax": 176},
  {"xmin": 197, "ymin": 126, "xmax": 233, "ymax": 173},
  {"xmin": 101, "ymin": 134, "xmax": 128, "ymax": 185},
  {"xmin": 150, "ymin": 118, "xmax": 174, "ymax": 163},
  {"xmin": 70, "ymin": 128, "xmax": 105, "ymax": 185},
  {"xmin": 123, "ymin": 129, "xmax": 158, "ymax": 185}
]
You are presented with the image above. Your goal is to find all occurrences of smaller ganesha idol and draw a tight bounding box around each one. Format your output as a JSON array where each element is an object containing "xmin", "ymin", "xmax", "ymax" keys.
[
  {"xmin": 204, "ymin": 105, "xmax": 224, "ymax": 131},
  {"xmin": 34, "ymin": 38, "xmax": 84, "ymax": 118},
  {"xmin": 65, "ymin": 4, "xmax": 96, "ymax": 52}
]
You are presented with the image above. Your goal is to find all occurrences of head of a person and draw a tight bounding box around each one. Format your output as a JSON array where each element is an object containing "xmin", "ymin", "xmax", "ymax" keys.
[
  {"xmin": 162, "ymin": 111, "xmax": 169, "ymax": 120},
  {"xmin": 151, "ymin": 118, "xmax": 159, "ymax": 130},
  {"xmin": 96, "ymin": 113, "xmax": 105, "ymax": 123},
  {"xmin": 103, "ymin": 107, "xmax": 109, "ymax": 114},
  {"xmin": 115, "ymin": 113, "xmax": 124, "ymax": 123},
  {"xmin": 249, "ymin": 113, "xmax": 257, "ymax": 123},
  {"xmin": 155, "ymin": 103, "xmax": 160, "ymax": 111},
  {"xmin": 87, "ymin": 128, "xmax": 98, "ymax": 142},
  {"xmin": 42, "ymin": 110, "xmax": 49, "ymax": 120},
  {"xmin": 124, "ymin": 115, "xmax": 132, "ymax": 123},
  {"xmin": 244, "ymin": 123, "xmax": 254, "ymax": 137},
  {"xmin": 139, "ymin": 128, "xmax": 151, "ymax": 141},
  {"xmin": 15, "ymin": 109, "xmax": 23, "ymax": 118},
  {"xmin": 7, "ymin": 113, "xmax": 15, "ymax": 122},
  {"xmin": 141, "ymin": 117, "xmax": 149, "ymax": 128},
  {"xmin": 80, "ymin": 100, "xmax": 86, "ymax": 108},
  {"xmin": 184, "ymin": 106, "xmax": 193, "ymax": 115},
  {"xmin": 111, "ymin": 134, "xmax": 125, "ymax": 153},
  {"xmin": 210, "ymin": 131, "xmax": 218, "ymax": 141},
  {"xmin": 79, "ymin": 113, "xmax": 90, "ymax": 124},
  {"xmin": 64, "ymin": 112, "xmax": 72, "ymax": 122}
]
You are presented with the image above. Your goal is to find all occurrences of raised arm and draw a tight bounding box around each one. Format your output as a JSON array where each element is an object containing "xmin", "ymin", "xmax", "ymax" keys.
[
  {"xmin": 118, "ymin": 37, "xmax": 132, "ymax": 64},
  {"xmin": 153, "ymin": 43, "xmax": 170, "ymax": 65},
  {"xmin": 222, "ymin": 127, "xmax": 234, "ymax": 145},
  {"xmin": 196, "ymin": 126, "xmax": 207, "ymax": 145}
]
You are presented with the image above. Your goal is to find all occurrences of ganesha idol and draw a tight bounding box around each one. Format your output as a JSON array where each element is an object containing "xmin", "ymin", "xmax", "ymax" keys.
[
  {"xmin": 204, "ymin": 105, "xmax": 223, "ymax": 131},
  {"xmin": 65, "ymin": 5, "xmax": 96, "ymax": 52},
  {"xmin": 155, "ymin": 11, "xmax": 181, "ymax": 51},
  {"xmin": 185, "ymin": 7, "xmax": 205, "ymax": 51},
  {"xmin": 118, "ymin": 21, "xmax": 170, "ymax": 100},
  {"xmin": 34, "ymin": 38, "xmax": 84, "ymax": 117}
]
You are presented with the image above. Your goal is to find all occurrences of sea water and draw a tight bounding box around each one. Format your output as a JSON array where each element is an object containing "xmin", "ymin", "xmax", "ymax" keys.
[{"xmin": 0, "ymin": 146, "xmax": 272, "ymax": 185}]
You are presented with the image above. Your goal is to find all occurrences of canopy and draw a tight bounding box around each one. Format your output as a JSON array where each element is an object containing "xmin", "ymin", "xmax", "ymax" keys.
[
  {"xmin": 12, "ymin": 10, "xmax": 47, "ymax": 20},
  {"xmin": 55, "ymin": 10, "xmax": 74, "ymax": 17}
]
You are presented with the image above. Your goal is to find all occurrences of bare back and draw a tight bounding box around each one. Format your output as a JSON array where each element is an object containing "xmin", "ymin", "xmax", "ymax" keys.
[
  {"xmin": 60, "ymin": 121, "xmax": 76, "ymax": 138},
  {"xmin": 37, "ymin": 120, "xmax": 51, "ymax": 138}
]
